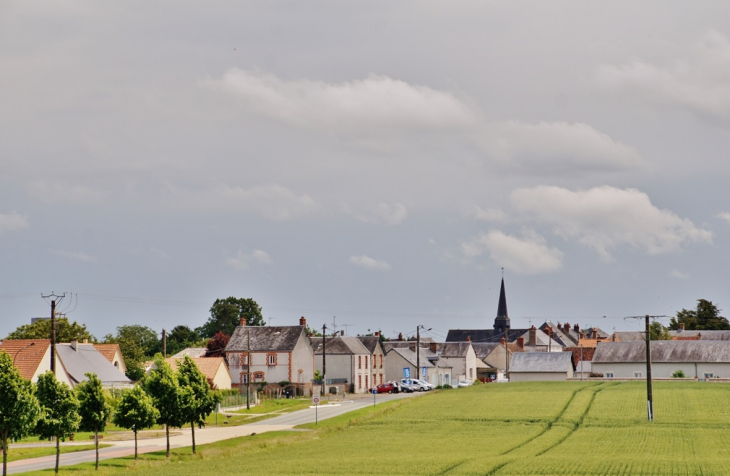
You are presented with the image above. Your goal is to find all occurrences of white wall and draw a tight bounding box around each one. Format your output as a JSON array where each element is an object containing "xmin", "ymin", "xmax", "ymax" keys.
[
  {"xmin": 592, "ymin": 362, "xmax": 730, "ymax": 379},
  {"xmin": 510, "ymin": 371, "xmax": 570, "ymax": 382}
]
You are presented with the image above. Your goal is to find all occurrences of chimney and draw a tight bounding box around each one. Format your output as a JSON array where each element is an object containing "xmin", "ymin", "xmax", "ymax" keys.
[
  {"xmin": 374, "ymin": 331, "xmax": 380, "ymax": 337},
  {"xmin": 517, "ymin": 337, "xmax": 524, "ymax": 350},
  {"xmin": 71, "ymin": 340, "xmax": 78, "ymax": 351},
  {"xmin": 574, "ymin": 323, "xmax": 580, "ymax": 333},
  {"xmin": 398, "ymin": 333, "xmax": 404, "ymax": 341},
  {"xmin": 82, "ymin": 338, "xmax": 88, "ymax": 344},
  {"xmin": 564, "ymin": 323, "xmax": 570, "ymax": 333},
  {"xmin": 580, "ymin": 331, "xmax": 585, "ymax": 339},
  {"xmin": 500, "ymin": 337, "xmax": 506, "ymax": 346},
  {"xmin": 299, "ymin": 316, "xmax": 306, "ymax": 327},
  {"xmin": 593, "ymin": 327, "xmax": 597, "ymax": 338},
  {"xmin": 612, "ymin": 333, "xmax": 616, "ymax": 342},
  {"xmin": 430, "ymin": 342, "xmax": 438, "ymax": 353},
  {"xmin": 341, "ymin": 330, "xmax": 344, "ymax": 336},
  {"xmin": 239, "ymin": 317, "xmax": 247, "ymax": 326},
  {"xmin": 466, "ymin": 336, "xmax": 471, "ymax": 342},
  {"xmin": 528, "ymin": 326, "xmax": 537, "ymax": 347},
  {"xmin": 679, "ymin": 323, "xmax": 685, "ymax": 332}
]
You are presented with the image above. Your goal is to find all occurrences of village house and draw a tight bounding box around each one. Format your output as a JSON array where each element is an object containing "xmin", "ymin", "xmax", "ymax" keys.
[
  {"xmin": 92, "ymin": 343, "xmax": 127, "ymax": 375},
  {"xmin": 592, "ymin": 340, "xmax": 730, "ymax": 379},
  {"xmin": 356, "ymin": 334, "xmax": 387, "ymax": 388},
  {"xmin": 509, "ymin": 352, "xmax": 575, "ymax": 382},
  {"xmin": 310, "ymin": 335, "xmax": 372, "ymax": 393},
  {"xmin": 0, "ymin": 339, "xmax": 131, "ymax": 388},
  {"xmin": 161, "ymin": 356, "xmax": 232, "ymax": 390},
  {"xmin": 472, "ymin": 340, "xmax": 517, "ymax": 381},
  {"xmin": 436, "ymin": 342, "xmax": 478, "ymax": 385},
  {"xmin": 224, "ymin": 316, "xmax": 314, "ymax": 394},
  {"xmin": 383, "ymin": 346, "xmax": 452, "ymax": 386}
]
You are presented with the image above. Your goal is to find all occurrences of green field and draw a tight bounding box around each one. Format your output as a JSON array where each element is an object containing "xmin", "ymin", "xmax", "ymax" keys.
[{"xmin": 20, "ymin": 381, "xmax": 730, "ymax": 475}]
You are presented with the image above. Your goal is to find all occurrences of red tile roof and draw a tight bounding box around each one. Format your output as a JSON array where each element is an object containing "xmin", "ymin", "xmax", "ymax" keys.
[
  {"xmin": 0, "ymin": 339, "xmax": 51, "ymax": 380},
  {"xmin": 92, "ymin": 344, "xmax": 121, "ymax": 363}
]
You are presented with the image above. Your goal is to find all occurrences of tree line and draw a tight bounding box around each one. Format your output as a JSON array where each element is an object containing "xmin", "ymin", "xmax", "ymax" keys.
[
  {"xmin": 4, "ymin": 296, "xmax": 265, "ymax": 380},
  {"xmin": 0, "ymin": 352, "xmax": 220, "ymax": 476}
]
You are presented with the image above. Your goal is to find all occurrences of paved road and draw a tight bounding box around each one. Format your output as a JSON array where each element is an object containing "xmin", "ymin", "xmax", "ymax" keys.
[{"xmin": 8, "ymin": 392, "xmax": 420, "ymax": 474}]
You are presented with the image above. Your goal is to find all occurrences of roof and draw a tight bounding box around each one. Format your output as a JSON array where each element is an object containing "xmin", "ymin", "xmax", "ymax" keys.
[
  {"xmin": 310, "ymin": 336, "xmax": 370, "ymax": 355},
  {"xmin": 0, "ymin": 339, "xmax": 50, "ymax": 380},
  {"xmin": 225, "ymin": 326, "xmax": 307, "ymax": 353},
  {"xmin": 613, "ymin": 332, "xmax": 645, "ymax": 342},
  {"xmin": 55, "ymin": 343, "xmax": 131, "ymax": 385},
  {"xmin": 165, "ymin": 356, "xmax": 230, "ymax": 380},
  {"xmin": 668, "ymin": 330, "xmax": 730, "ymax": 341},
  {"xmin": 510, "ymin": 352, "xmax": 574, "ymax": 373},
  {"xmin": 446, "ymin": 328, "xmax": 529, "ymax": 344},
  {"xmin": 497, "ymin": 278, "xmax": 508, "ymax": 318},
  {"xmin": 471, "ymin": 342, "xmax": 501, "ymax": 359},
  {"xmin": 356, "ymin": 336, "xmax": 384, "ymax": 354},
  {"xmin": 437, "ymin": 342, "xmax": 472, "ymax": 357},
  {"xmin": 519, "ymin": 329, "xmax": 564, "ymax": 349},
  {"xmin": 92, "ymin": 344, "xmax": 122, "ymax": 363},
  {"xmin": 171, "ymin": 347, "xmax": 208, "ymax": 358},
  {"xmin": 593, "ymin": 341, "xmax": 730, "ymax": 363},
  {"xmin": 386, "ymin": 347, "xmax": 436, "ymax": 368}
]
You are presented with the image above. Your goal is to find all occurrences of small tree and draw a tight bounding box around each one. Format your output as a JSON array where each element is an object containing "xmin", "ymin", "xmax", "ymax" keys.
[
  {"xmin": 0, "ymin": 351, "xmax": 41, "ymax": 476},
  {"xmin": 144, "ymin": 355, "xmax": 184, "ymax": 458},
  {"xmin": 76, "ymin": 373, "xmax": 111, "ymax": 470},
  {"xmin": 112, "ymin": 386, "xmax": 158, "ymax": 459},
  {"xmin": 204, "ymin": 332, "xmax": 230, "ymax": 358},
  {"xmin": 177, "ymin": 356, "xmax": 220, "ymax": 454},
  {"xmin": 35, "ymin": 372, "xmax": 81, "ymax": 474},
  {"xmin": 672, "ymin": 370, "xmax": 686, "ymax": 378}
]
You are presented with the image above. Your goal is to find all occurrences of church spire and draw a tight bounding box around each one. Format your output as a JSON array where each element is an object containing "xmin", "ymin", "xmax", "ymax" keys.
[
  {"xmin": 497, "ymin": 277, "xmax": 508, "ymax": 318},
  {"xmin": 493, "ymin": 272, "xmax": 511, "ymax": 335}
]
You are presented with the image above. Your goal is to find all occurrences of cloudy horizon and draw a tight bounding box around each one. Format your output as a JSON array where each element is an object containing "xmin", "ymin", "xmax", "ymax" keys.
[{"xmin": 2, "ymin": 1, "xmax": 729, "ymax": 341}]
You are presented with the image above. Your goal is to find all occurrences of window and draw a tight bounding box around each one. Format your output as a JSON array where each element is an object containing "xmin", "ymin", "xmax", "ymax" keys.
[
  {"xmin": 241, "ymin": 354, "xmax": 248, "ymax": 365},
  {"xmin": 469, "ymin": 368, "xmax": 473, "ymax": 379},
  {"xmin": 358, "ymin": 375, "xmax": 362, "ymax": 389},
  {"xmin": 267, "ymin": 353, "xmax": 277, "ymax": 366},
  {"xmin": 253, "ymin": 372, "xmax": 264, "ymax": 381},
  {"xmin": 605, "ymin": 372, "xmax": 614, "ymax": 378},
  {"xmin": 240, "ymin": 372, "xmax": 249, "ymax": 384},
  {"xmin": 634, "ymin": 372, "xmax": 642, "ymax": 378},
  {"xmin": 358, "ymin": 356, "xmax": 362, "ymax": 369},
  {"xmin": 365, "ymin": 355, "xmax": 368, "ymax": 369},
  {"xmin": 365, "ymin": 375, "xmax": 369, "ymax": 389},
  {"xmin": 704, "ymin": 373, "xmax": 715, "ymax": 379},
  {"xmin": 379, "ymin": 374, "xmax": 383, "ymax": 385}
]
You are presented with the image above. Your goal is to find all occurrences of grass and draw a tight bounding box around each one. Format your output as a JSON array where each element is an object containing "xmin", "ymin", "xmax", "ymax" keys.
[
  {"xmin": 15, "ymin": 381, "xmax": 730, "ymax": 475},
  {"xmin": 5, "ymin": 444, "xmax": 111, "ymax": 463}
]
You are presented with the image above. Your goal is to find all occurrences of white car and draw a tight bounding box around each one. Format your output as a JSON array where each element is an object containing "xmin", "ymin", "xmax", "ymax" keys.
[
  {"xmin": 457, "ymin": 380, "xmax": 473, "ymax": 387},
  {"xmin": 409, "ymin": 379, "xmax": 434, "ymax": 391}
]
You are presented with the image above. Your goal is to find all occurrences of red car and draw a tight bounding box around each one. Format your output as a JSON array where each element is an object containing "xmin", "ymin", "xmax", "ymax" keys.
[{"xmin": 369, "ymin": 383, "xmax": 394, "ymax": 394}]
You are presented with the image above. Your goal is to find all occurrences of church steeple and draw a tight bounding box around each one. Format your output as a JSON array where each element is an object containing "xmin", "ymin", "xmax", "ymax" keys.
[{"xmin": 493, "ymin": 275, "xmax": 511, "ymax": 335}]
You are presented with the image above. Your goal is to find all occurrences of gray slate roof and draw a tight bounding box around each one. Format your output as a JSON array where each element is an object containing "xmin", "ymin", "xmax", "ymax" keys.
[
  {"xmin": 356, "ymin": 336, "xmax": 384, "ymax": 354},
  {"xmin": 225, "ymin": 326, "xmax": 307, "ymax": 352},
  {"xmin": 387, "ymin": 347, "xmax": 437, "ymax": 368},
  {"xmin": 310, "ymin": 336, "xmax": 370, "ymax": 355},
  {"xmin": 471, "ymin": 343, "xmax": 501, "ymax": 359},
  {"xmin": 446, "ymin": 328, "xmax": 529, "ymax": 343},
  {"xmin": 171, "ymin": 347, "xmax": 208, "ymax": 358},
  {"xmin": 509, "ymin": 352, "xmax": 574, "ymax": 373},
  {"xmin": 668, "ymin": 330, "xmax": 730, "ymax": 340},
  {"xmin": 593, "ymin": 341, "xmax": 730, "ymax": 363},
  {"xmin": 437, "ymin": 342, "xmax": 472, "ymax": 357},
  {"xmin": 56, "ymin": 344, "xmax": 131, "ymax": 385}
]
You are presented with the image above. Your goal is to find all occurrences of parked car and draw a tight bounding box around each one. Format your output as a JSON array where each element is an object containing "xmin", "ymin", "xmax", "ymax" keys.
[
  {"xmin": 409, "ymin": 379, "xmax": 434, "ymax": 391},
  {"xmin": 369, "ymin": 383, "xmax": 394, "ymax": 394},
  {"xmin": 457, "ymin": 380, "xmax": 473, "ymax": 387},
  {"xmin": 398, "ymin": 380, "xmax": 418, "ymax": 393}
]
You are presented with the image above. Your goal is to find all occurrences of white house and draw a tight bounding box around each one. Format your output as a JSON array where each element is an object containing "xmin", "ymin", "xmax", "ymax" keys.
[
  {"xmin": 311, "ymin": 336, "xmax": 372, "ymax": 393},
  {"xmin": 356, "ymin": 335, "xmax": 387, "ymax": 388},
  {"xmin": 436, "ymin": 342, "xmax": 478, "ymax": 385},
  {"xmin": 509, "ymin": 352, "xmax": 574, "ymax": 381},
  {"xmin": 384, "ymin": 346, "xmax": 452, "ymax": 387}
]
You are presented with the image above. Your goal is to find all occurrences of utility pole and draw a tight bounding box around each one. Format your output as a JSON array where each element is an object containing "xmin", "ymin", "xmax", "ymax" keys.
[
  {"xmin": 162, "ymin": 329, "xmax": 167, "ymax": 358},
  {"xmin": 645, "ymin": 314, "xmax": 653, "ymax": 422},
  {"xmin": 41, "ymin": 292, "xmax": 65, "ymax": 377},
  {"xmin": 246, "ymin": 326, "xmax": 251, "ymax": 410},
  {"xmin": 580, "ymin": 344, "xmax": 584, "ymax": 381},
  {"xmin": 322, "ymin": 324, "xmax": 327, "ymax": 396},
  {"xmin": 416, "ymin": 326, "xmax": 420, "ymax": 383}
]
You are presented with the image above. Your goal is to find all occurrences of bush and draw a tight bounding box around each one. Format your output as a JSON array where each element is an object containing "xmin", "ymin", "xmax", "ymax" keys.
[{"xmin": 672, "ymin": 370, "xmax": 686, "ymax": 378}]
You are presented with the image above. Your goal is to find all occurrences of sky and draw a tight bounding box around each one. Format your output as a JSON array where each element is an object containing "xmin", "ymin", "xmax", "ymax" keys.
[{"xmin": 2, "ymin": 1, "xmax": 730, "ymax": 342}]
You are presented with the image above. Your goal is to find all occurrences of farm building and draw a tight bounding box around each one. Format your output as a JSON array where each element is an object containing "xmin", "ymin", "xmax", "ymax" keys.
[
  {"xmin": 509, "ymin": 352, "xmax": 574, "ymax": 381},
  {"xmin": 592, "ymin": 341, "xmax": 730, "ymax": 379}
]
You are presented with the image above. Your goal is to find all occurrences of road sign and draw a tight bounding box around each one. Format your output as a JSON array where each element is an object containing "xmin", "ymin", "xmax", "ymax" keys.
[
  {"xmin": 312, "ymin": 395, "xmax": 321, "ymax": 405},
  {"xmin": 372, "ymin": 388, "xmax": 377, "ymax": 394},
  {"xmin": 403, "ymin": 367, "xmax": 410, "ymax": 379}
]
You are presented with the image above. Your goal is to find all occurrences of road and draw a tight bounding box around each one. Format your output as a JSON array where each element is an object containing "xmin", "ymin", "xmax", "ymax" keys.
[{"xmin": 8, "ymin": 392, "xmax": 420, "ymax": 474}]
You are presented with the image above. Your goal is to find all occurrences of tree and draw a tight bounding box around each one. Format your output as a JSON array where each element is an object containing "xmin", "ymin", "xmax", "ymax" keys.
[
  {"xmin": 668, "ymin": 299, "xmax": 730, "ymax": 331},
  {"xmin": 5, "ymin": 318, "xmax": 95, "ymax": 342},
  {"xmin": 0, "ymin": 351, "xmax": 41, "ymax": 476},
  {"xmin": 165, "ymin": 325, "xmax": 206, "ymax": 357},
  {"xmin": 204, "ymin": 332, "xmax": 230, "ymax": 357},
  {"xmin": 76, "ymin": 373, "xmax": 111, "ymax": 470},
  {"xmin": 649, "ymin": 321, "xmax": 671, "ymax": 340},
  {"xmin": 144, "ymin": 355, "xmax": 184, "ymax": 458},
  {"xmin": 112, "ymin": 386, "xmax": 158, "ymax": 460},
  {"xmin": 197, "ymin": 297, "xmax": 264, "ymax": 339},
  {"xmin": 103, "ymin": 325, "xmax": 159, "ymax": 381},
  {"xmin": 35, "ymin": 372, "xmax": 81, "ymax": 474},
  {"xmin": 177, "ymin": 356, "xmax": 220, "ymax": 454}
]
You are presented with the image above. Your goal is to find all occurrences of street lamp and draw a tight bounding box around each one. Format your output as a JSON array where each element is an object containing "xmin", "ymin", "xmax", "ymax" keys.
[
  {"xmin": 416, "ymin": 325, "xmax": 431, "ymax": 383},
  {"xmin": 13, "ymin": 342, "xmax": 36, "ymax": 365}
]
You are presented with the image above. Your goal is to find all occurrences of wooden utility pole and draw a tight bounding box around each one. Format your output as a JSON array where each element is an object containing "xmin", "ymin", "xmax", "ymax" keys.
[
  {"xmin": 322, "ymin": 324, "xmax": 327, "ymax": 396},
  {"xmin": 42, "ymin": 292, "xmax": 66, "ymax": 377},
  {"xmin": 645, "ymin": 314, "xmax": 654, "ymax": 421},
  {"xmin": 416, "ymin": 326, "xmax": 420, "ymax": 383},
  {"xmin": 246, "ymin": 327, "xmax": 251, "ymax": 410},
  {"xmin": 162, "ymin": 329, "xmax": 167, "ymax": 358}
]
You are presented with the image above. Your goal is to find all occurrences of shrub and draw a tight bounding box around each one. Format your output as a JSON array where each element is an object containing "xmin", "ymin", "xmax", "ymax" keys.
[{"xmin": 672, "ymin": 370, "xmax": 686, "ymax": 378}]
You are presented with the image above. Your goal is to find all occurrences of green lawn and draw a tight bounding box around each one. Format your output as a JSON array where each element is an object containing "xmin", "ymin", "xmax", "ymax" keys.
[
  {"xmin": 5, "ymin": 444, "xmax": 111, "ymax": 463},
  {"xmin": 16, "ymin": 381, "xmax": 730, "ymax": 475}
]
